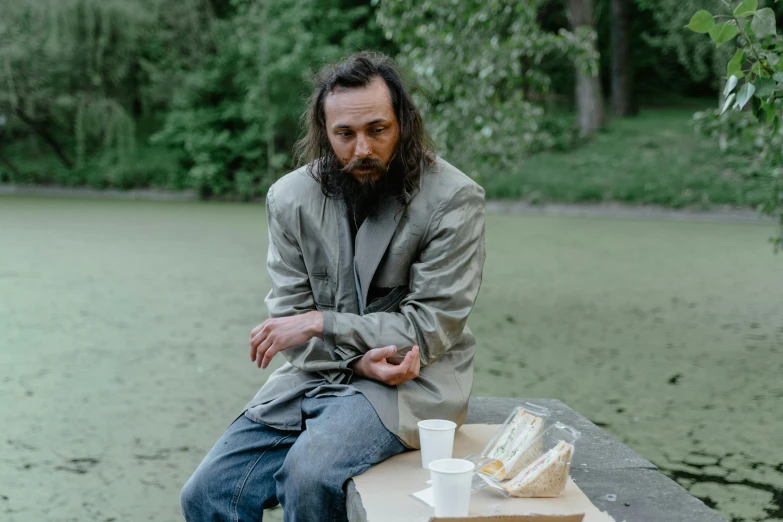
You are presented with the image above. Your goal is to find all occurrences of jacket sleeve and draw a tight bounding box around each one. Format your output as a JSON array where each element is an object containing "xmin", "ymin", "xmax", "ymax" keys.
[
  {"xmin": 322, "ymin": 183, "xmax": 486, "ymax": 367},
  {"xmin": 264, "ymin": 186, "xmax": 355, "ymax": 383}
]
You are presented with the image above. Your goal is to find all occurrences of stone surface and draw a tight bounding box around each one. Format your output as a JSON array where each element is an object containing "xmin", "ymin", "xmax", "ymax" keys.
[
  {"xmin": 346, "ymin": 397, "xmax": 727, "ymax": 522},
  {"xmin": 570, "ymin": 468, "xmax": 726, "ymax": 522}
]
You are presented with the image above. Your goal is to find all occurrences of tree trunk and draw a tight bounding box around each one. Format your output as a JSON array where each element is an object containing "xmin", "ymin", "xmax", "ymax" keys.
[
  {"xmin": 611, "ymin": 0, "xmax": 636, "ymax": 117},
  {"xmin": 566, "ymin": 0, "xmax": 605, "ymax": 136}
]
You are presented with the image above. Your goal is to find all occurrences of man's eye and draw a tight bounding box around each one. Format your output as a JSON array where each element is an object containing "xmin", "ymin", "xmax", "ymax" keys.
[
  {"xmin": 373, "ymin": 127, "xmax": 385, "ymax": 134},
  {"xmin": 338, "ymin": 131, "xmax": 352, "ymax": 137}
]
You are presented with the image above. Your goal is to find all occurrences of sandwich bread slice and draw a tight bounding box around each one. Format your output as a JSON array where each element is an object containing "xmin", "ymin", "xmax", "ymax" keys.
[
  {"xmin": 501, "ymin": 440, "xmax": 573, "ymax": 498},
  {"xmin": 480, "ymin": 409, "xmax": 545, "ymax": 480}
]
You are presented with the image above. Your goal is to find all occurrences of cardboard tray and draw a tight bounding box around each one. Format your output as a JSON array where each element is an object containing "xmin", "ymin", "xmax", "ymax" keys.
[{"xmin": 352, "ymin": 424, "xmax": 614, "ymax": 522}]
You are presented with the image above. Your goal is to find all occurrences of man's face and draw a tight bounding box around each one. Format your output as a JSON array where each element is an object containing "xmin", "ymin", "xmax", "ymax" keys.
[{"xmin": 324, "ymin": 76, "xmax": 400, "ymax": 184}]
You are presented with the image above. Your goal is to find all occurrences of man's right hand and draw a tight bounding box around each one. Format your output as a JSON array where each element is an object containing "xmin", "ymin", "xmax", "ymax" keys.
[{"xmin": 352, "ymin": 345, "xmax": 420, "ymax": 386}]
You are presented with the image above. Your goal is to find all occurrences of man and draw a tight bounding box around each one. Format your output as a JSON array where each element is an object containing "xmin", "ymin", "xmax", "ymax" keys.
[{"xmin": 181, "ymin": 52, "xmax": 485, "ymax": 522}]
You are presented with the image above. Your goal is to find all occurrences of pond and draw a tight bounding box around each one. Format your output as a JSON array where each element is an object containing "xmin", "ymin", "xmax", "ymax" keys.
[{"xmin": 1, "ymin": 196, "xmax": 780, "ymax": 521}]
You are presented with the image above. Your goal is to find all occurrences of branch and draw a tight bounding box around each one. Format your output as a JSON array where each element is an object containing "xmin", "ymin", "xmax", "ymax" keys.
[
  {"xmin": 14, "ymin": 109, "xmax": 74, "ymax": 169},
  {"xmin": 734, "ymin": 16, "xmax": 776, "ymax": 77}
]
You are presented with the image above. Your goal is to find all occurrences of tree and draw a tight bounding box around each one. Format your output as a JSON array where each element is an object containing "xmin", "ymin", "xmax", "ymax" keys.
[
  {"xmin": 687, "ymin": 1, "xmax": 783, "ymax": 252},
  {"xmin": 0, "ymin": 0, "xmax": 210, "ymax": 173},
  {"xmin": 610, "ymin": 0, "xmax": 637, "ymax": 116},
  {"xmin": 634, "ymin": 0, "xmax": 756, "ymax": 104},
  {"xmin": 153, "ymin": 0, "xmax": 388, "ymax": 198},
  {"xmin": 565, "ymin": 0, "xmax": 606, "ymax": 135},
  {"xmin": 375, "ymin": 0, "xmax": 599, "ymax": 183}
]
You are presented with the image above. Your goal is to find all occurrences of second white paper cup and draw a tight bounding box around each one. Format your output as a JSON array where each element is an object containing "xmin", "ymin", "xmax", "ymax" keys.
[
  {"xmin": 418, "ymin": 419, "xmax": 456, "ymax": 469},
  {"xmin": 429, "ymin": 458, "xmax": 475, "ymax": 517}
]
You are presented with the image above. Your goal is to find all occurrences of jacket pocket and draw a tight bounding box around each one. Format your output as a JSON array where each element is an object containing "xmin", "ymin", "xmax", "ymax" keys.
[
  {"xmin": 365, "ymin": 285, "xmax": 408, "ymax": 314},
  {"xmin": 310, "ymin": 274, "xmax": 337, "ymax": 310}
]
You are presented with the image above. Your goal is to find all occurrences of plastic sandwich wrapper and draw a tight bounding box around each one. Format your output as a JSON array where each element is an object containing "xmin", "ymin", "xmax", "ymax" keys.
[{"xmin": 462, "ymin": 403, "xmax": 581, "ymax": 498}]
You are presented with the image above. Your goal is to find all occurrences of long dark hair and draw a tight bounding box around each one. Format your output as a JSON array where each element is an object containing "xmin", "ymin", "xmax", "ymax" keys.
[{"xmin": 294, "ymin": 51, "xmax": 435, "ymax": 198}]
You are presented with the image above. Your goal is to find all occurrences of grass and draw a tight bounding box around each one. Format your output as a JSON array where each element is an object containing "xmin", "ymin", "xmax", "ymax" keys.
[
  {"xmin": 0, "ymin": 101, "xmax": 768, "ymax": 209},
  {"xmin": 482, "ymin": 104, "xmax": 766, "ymax": 209}
]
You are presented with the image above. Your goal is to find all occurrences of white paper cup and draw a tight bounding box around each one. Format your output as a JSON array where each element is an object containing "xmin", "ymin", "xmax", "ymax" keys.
[
  {"xmin": 429, "ymin": 458, "xmax": 475, "ymax": 517},
  {"xmin": 417, "ymin": 419, "xmax": 456, "ymax": 469}
]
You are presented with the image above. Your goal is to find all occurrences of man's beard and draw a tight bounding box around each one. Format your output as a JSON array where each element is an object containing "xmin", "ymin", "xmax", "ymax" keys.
[{"xmin": 326, "ymin": 155, "xmax": 406, "ymax": 223}]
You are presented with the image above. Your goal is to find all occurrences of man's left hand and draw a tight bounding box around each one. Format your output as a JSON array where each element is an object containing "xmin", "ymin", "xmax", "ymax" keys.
[{"xmin": 249, "ymin": 311, "xmax": 323, "ymax": 369}]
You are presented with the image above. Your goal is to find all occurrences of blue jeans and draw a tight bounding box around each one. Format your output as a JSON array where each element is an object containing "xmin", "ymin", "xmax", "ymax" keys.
[{"xmin": 180, "ymin": 394, "xmax": 406, "ymax": 522}]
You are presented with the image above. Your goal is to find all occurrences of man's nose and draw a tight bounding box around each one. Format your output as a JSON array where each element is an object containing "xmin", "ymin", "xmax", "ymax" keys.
[{"xmin": 354, "ymin": 134, "xmax": 371, "ymax": 158}]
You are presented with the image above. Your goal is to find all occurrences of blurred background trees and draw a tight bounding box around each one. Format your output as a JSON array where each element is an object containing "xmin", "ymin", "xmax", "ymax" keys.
[{"xmin": 1, "ymin": 0, "xmax": 782, "ymax": 224}]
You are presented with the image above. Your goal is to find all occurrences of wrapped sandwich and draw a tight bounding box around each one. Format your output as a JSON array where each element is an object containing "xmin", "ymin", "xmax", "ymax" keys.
[
  {"xmin": 501, "ymin": 440, "xmax": 573, "ymax": 498},
  {"xmin": 479, "ymin": 408, "xmax": 546, "ymax": 480}
]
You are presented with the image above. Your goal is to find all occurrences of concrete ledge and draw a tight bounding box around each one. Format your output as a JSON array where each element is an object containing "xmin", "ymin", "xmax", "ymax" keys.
[
  {"xmin": 570, "ymin": 468, "xmax": 725, "ymax": 522},
  {"xmin": 346, "ymin": 397, "xmax": 726, "ymax": 522}
]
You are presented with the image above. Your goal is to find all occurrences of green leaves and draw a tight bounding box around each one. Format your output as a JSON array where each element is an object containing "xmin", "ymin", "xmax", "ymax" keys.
[
  {"xmin": 755, "ymin": 78, "xmax": 776, "ymax": 99},
  {"xmin": 154, "ymin": 0, "xmax": 388, "ymax": 198},
  {"xmin": 724, "ymin": 74, "xmax": 739, "ymax": 97},
  {"xmin": 709, "ymin": 22, "xmax": 738, "ymax": 47},
  {"xmin": 733, "ymin": 0, "xmax": 757, "ymax": 18},
  {"xmin": 376, "ymin": 0, "xmax": 592, "ymax": 172},
  {"xmin": 728, "ymin": 49, "xmax": 746, "ymax": 79},
  {"xmin": 761, "ymin": 101, "xmax": 777, "ymax": 124},
  {"xmin": 688, "ymin": 5, "xmax": 783, "ymax": 252},
  {"xmin": 721, "ymin": 93, "xmax": 736, "ymax": 114},
  {"xmin": 735, "ymin": 82, "xmax": 756, "ymax": 109},
  {"xmin": 686, "ymin": 10, "xmax": 714, "ymax": 33},
  {"xmin": 751, "ymin": 8, "xmax": 777, "ymax": 39}
]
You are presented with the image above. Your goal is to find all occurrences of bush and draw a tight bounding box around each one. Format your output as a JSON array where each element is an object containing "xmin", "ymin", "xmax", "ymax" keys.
[{"xmin": 152, "ymin": 0, "xmax": 389, "ymax": 199}]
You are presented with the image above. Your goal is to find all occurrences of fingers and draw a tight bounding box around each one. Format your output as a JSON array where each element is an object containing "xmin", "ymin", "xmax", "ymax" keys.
[
  {"xmin": 249, "ymin": 331, "xmax": 264, "ymax": 362},
  {"xmin": 367, "ymin": 345, "xmax": 397, "ymax": 362},
  {"xmin": 409, "ymin": 345, "xmax": 421, "ymax": 377},
  {"xmin": 249, "ymin": 321, "xmax": 269, "ymax": 361},
  {"xmin": 261, "ymin": 345, "xmax": 278, "ymax": 369},
  {"xmin": 388, "ymin": 346, "xmax": 420, "ymax": 385},
  {"xmin": 393, "ymin": 351, "xmax": 414, "ymax": 376},
  {"xmin": 381, "ymin": 350, "xmax": 415, "ymax": 385},
  {"xmin": 250, "ymin": 333, "xmax": 260, "ymax": 362},
  {"xmin": 255, "ymin": 336, "xmax": 274, "ymax": 367},
  {"xmin": 250, "ymin": 323, "xmax": 263, "ymax": 338}
]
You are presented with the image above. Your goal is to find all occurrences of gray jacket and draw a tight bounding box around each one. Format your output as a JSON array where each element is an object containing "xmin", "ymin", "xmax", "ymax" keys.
[{"xmin": 244, "ymin": 157, "xmax": 486, "ymax": 448}]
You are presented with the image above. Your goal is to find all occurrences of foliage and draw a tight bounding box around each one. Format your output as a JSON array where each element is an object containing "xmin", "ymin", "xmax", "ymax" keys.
[
  {"xmin": 687, "ymin": 0, "xmax": 783, "ymax": 251},
  {"xmin": 373, "ymin": 0, "xmax": 598, "ymax": 182},
  {"xmin": 0, "ymin": 0, "xmax": 211, "ymax": 170},
  {"xmin": 483, "ymin": 105, "xmax": 766, "ymax": 207},
  {"xmin": 151, "ymin": 0, "xmax": 388, "ymax": 199},
  {"xmin": 2, "ymin": 0, "xmax": 779, "ymax": 217},
  {"xmin": 635, "ymin": 0, "xmax": 729, "ymax": 86}
]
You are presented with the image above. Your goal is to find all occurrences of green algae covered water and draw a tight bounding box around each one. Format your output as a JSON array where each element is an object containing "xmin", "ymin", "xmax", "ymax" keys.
[{"xmin": 1, "ymin": 196, "xmax": 781, "ymax": 521}]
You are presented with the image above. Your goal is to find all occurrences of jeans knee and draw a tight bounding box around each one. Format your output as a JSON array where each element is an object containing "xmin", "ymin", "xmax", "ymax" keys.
[
  {"xmin": 180, "ymin": 469, "xmax": 211, "ymax": 519},
  {"xmin": 277, "ymin": 465, "xmax": 343, "ymax": 503}
]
